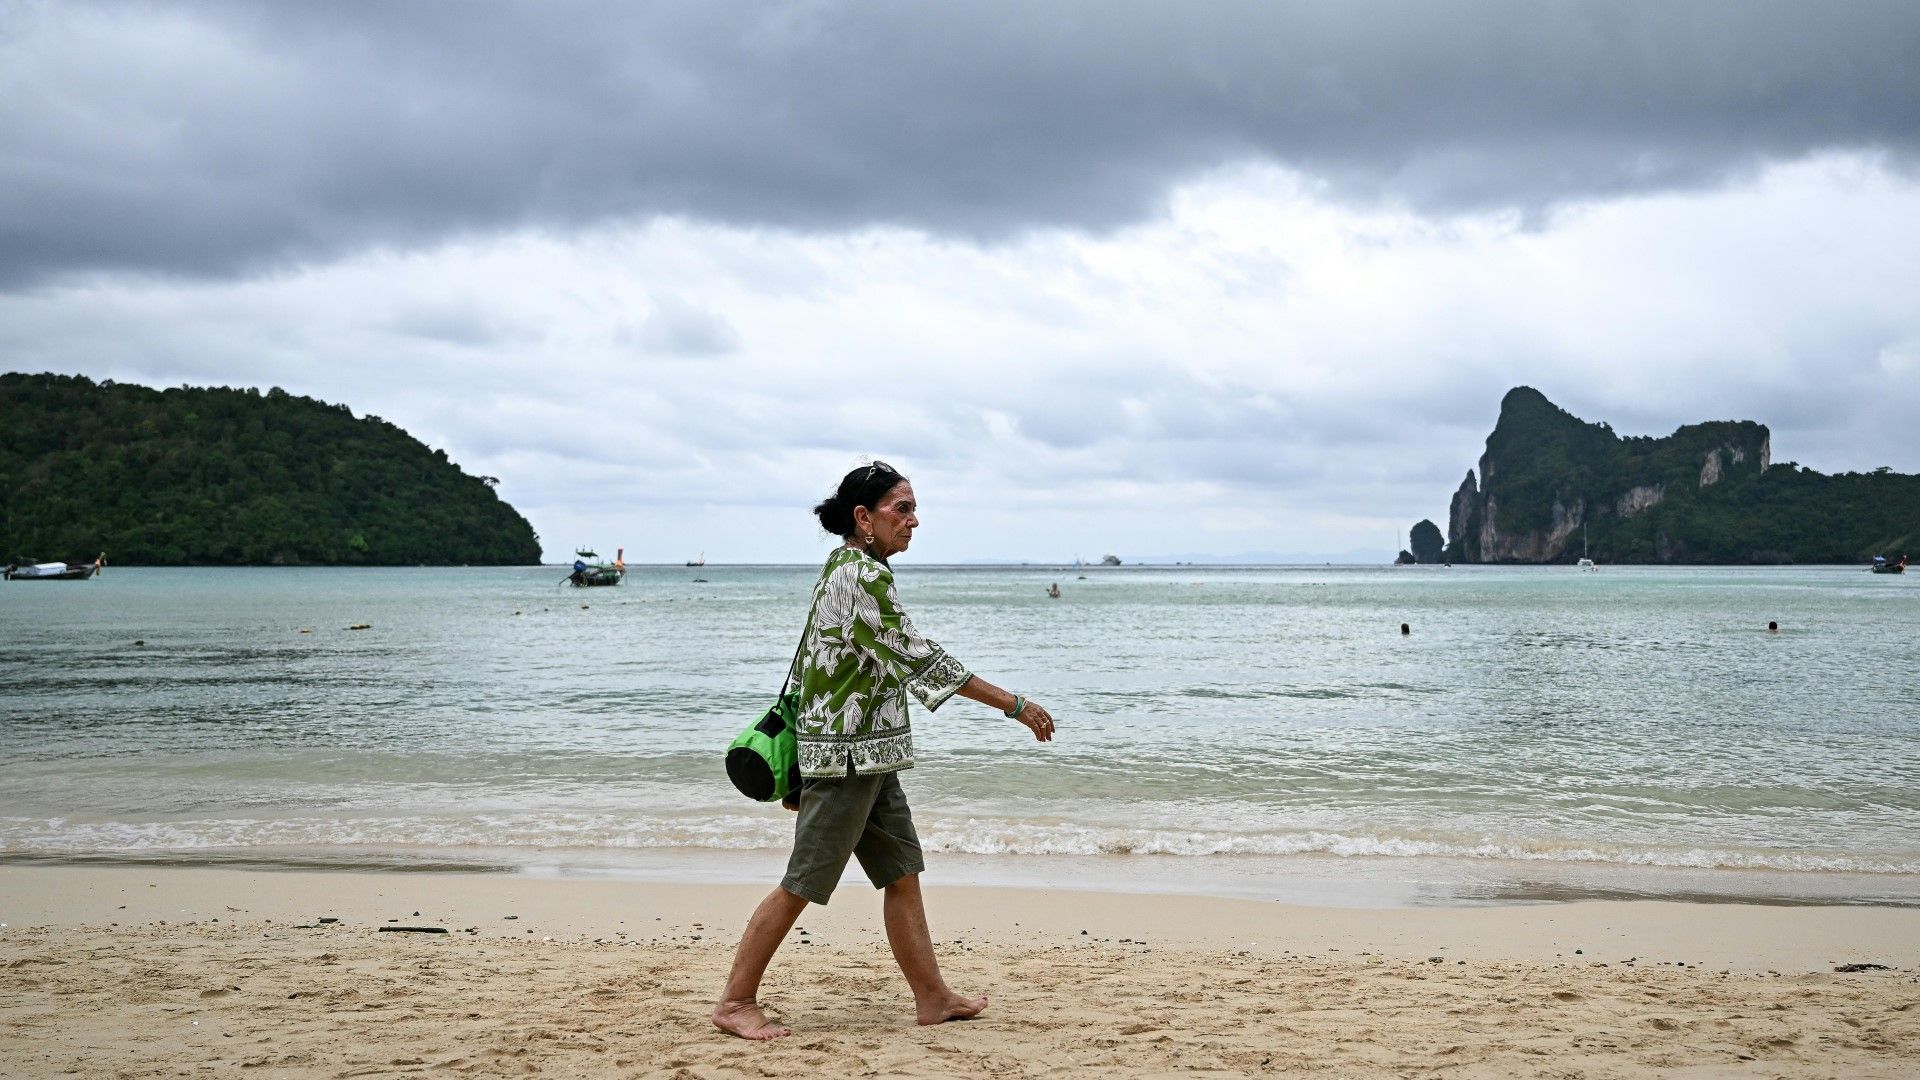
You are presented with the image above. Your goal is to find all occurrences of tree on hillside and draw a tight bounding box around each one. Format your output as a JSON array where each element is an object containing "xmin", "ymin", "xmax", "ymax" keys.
[{"xmin": 0, "ymin": 373, "xmax": 543, "ymax": 565}]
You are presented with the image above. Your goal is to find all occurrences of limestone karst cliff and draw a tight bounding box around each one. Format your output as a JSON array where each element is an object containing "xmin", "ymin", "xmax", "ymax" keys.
[
  {"xmin": 1408, "ymin": 519, "xmax": 1445, "ymax": 564},
  {"xmin": 1438, "ymin": 387, "xmax": 1918, "ymax": 564}
]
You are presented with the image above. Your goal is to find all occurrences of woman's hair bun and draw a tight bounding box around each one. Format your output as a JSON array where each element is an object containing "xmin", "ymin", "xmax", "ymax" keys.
[
  {"xmin": 813, "ymin": 493, "xmax": 855, "ymax": 537},
  {"xmin": 814, "ymin": 460, "xmax": 906, "ymax": 538}
]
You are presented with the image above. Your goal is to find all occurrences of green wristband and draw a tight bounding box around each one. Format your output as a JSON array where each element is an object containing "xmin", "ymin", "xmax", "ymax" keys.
[{"xmin": 1004, "ymin": 694, "xmax": 1026, "ymax": 719}]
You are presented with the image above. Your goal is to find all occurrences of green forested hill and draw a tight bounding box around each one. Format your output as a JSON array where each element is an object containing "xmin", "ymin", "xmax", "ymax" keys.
[
  {"xmin": 1, "ymin": 373, "xmax": 541, "ymax": 565},
  {"xmin": 1438, "ymin": 387, "xmax": 1920, "ymax": 564}
]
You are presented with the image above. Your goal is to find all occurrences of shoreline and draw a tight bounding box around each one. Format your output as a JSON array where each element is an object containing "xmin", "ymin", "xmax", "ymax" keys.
[
  {"xmin": 5, "ymin": 863, "xmax": 1918, "ymax": 972},
  {"xmin": 8, "ymin": 845, "xmax": 1919, "ymax": 911},
  {"xmin": 4, "ymin": 864, "xmax": 1917, "ymax": 1078},
  {"xmin": 36, "ymin": 561, "xmax": 1906, "ymax": 568}
]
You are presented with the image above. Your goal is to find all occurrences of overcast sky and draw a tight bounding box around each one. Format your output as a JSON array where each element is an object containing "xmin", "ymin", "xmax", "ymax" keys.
[{"xmin": 5, "ymin": 1, "xmax": 1918, "ymax": 562}]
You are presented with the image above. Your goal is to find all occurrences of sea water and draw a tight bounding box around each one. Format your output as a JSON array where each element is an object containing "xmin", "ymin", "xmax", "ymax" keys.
[{"xmin": 3, "ymin": 563, "xmax": 1916, "ymax": 907}]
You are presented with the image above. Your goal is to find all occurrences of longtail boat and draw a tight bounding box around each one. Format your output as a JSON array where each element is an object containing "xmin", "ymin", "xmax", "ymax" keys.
[
  {"xmin": 566, "ymin": 547, "xmax": 625, "ymax": 587},
  {"xmin": 4, "ymin": 553, "xmax": 105, "ymax": 581}
]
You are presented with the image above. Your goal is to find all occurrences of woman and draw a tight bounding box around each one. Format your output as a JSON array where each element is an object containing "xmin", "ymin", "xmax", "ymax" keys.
[{"xmin": 712, "ymin": 460, "xmax": 1056, "ymax": 1040}]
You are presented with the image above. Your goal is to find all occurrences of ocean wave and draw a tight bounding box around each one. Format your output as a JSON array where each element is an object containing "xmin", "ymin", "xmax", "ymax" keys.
[
  {"xmin": 915, "ymin": 820, "xmax": 1920, "ymax": 874},
  {"xmin": 5, "ymin": 814, "xmax": 1917, "ymax": 876},
  {"xmin": 0, "ymin": 814, "xmax": 794, "ymax": 855}
]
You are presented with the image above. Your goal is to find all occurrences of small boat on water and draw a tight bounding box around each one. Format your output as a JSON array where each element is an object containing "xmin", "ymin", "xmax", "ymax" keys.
[
  {"xmin": 1870, "ymin": 555, "xmax": 1906, "ymax": 575},
  {"xmin": 686, "ymin": 551, "xmax": 706, "ymax": 567},
  {"xmin": 4, "ymin": 553, "xmax": 105, "ymax": 581},
  {"xmin": 566, "ymin": 547, "xmax": 625, "ymax": 587}
]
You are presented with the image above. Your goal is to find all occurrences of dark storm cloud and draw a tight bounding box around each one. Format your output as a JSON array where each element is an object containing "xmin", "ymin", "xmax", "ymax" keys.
[{"xmin": 4, "ymin": 0, "xmax": 1917, "ymax": 286}]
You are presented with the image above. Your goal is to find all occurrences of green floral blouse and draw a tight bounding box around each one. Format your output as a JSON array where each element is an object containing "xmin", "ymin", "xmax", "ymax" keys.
[{"xmin": 793, "ymin": 547, "xmax": 971, "ymax": 778}]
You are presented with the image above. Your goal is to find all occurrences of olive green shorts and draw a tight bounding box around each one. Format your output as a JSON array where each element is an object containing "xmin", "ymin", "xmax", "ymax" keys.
[{"xmin": 779, "ymin": 769, "xmax": 924, "ymax": 904}]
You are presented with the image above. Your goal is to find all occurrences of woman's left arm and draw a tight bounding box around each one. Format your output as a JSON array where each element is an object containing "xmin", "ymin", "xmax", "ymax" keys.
[
  {"xmin": 857, "ymin": 567, "xmax": 1054, "ymax": 741},
  {"xmin": 955, "ymin": 677, "xmax": 1054, "ymax": 742},
  {"xmin": 852, "ymin": 569, "xmax": 971, "ymax": 710}
]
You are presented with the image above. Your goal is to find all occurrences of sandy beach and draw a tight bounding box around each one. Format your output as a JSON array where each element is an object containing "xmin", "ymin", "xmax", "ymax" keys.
[{"xmin": 2, "ymin": 864, "xmax": 1916, "ymax": 1078}]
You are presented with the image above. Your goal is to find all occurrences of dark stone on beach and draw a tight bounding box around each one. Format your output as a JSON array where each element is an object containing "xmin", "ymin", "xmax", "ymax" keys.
[
  {"xmin": 1833, "ymin": 962, "xmax": 1890, "ymax": 972},
  {"xmin": 377, "ymin": 926, "xmax": 449, "ymax": 934},
  {"xmin": 503, "ymin": 915, "xmax": 518, "ymax": 920}
]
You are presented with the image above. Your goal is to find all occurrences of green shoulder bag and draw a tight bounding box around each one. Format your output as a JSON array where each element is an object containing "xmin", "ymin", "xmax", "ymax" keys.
[
  {"xmin": 725, "ymin": 689, "xmax": 800, "ymax": 803},
  {"xmin": 725, "ymin": 594, "xmax": 814, "ymax": 804}
]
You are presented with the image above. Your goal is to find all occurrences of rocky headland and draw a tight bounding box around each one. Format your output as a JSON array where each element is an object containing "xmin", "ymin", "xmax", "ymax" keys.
[
  {"xmin": 1422, "ymin": 387, "xmax": 1919, "ymax": 564},
  {"xmin": 2, "ymin": 373, "xmax": 542, "ymax": 565}
]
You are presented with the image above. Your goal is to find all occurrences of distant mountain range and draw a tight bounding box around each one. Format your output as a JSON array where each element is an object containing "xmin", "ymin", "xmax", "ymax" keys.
[
  {"xmin": 2, "ymin": 373, "xmax": 541, "ymax": 565},
  {"xmin": 1407, "ymin": 387, "xmax": 1919, "ymax": 565}
]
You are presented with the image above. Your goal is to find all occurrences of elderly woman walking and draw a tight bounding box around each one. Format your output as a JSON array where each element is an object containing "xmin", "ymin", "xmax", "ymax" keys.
[{"xmin": 712, "ymin": 461, "xmax": 1056, "ymax": 1040}]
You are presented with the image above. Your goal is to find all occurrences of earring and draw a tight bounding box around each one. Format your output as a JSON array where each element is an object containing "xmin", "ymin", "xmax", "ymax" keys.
[{"xmin": 863, "ymin": 534, "xmax": 875, "ymax": 545}]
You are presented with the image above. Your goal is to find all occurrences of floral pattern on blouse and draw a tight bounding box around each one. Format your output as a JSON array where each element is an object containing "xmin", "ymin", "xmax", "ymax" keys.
[{"xmin": 793, "ymin": 547, "xmax": 970, "ymax": 777}]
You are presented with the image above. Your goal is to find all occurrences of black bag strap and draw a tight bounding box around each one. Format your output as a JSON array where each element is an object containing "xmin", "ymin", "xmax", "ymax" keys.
[{"xmin": 781, "ymin": 569, "xmax": 827, "ymax": 695}]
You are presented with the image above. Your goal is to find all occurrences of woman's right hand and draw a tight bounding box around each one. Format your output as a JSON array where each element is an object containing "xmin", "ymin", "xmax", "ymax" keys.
[{"xmin": 1015, "ymin": 700, "xmax": 1055, "ymax": 742}]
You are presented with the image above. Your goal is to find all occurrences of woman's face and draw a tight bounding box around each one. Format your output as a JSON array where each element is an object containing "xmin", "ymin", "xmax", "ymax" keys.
[{"xmin": 857, "ymin": 480, "xmax": 918, "ymax": 558}]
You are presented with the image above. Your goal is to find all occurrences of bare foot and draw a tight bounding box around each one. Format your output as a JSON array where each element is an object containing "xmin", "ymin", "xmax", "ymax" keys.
[
  {"xmin": 916, "ymin": 991, "xmax": 988, "ymax": 1026},
  {"xmin": 711, "ymin": 999, "xmax": 792, "ymax": 1040}
]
